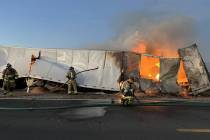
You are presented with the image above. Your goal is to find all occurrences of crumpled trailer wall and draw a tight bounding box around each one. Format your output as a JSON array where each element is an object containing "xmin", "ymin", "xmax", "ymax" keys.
[
  {"xmin": 0, "ymin": 46, "xmax": 140, "ymax": 91},
  {"xmin": 179, "ymin": 44, "xmax": 210, "ymax": 94}
]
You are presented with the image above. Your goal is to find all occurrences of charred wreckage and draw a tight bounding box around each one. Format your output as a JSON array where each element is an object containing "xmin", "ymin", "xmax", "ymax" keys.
[{"xmin": 0, "ymin": 43, "xmax": 209, "ymax": 95}]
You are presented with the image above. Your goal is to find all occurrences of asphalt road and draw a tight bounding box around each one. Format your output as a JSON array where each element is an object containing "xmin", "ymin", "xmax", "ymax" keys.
[{"xmin": 0, "ymin": 105, "xmax": 210, "ymax": 140}]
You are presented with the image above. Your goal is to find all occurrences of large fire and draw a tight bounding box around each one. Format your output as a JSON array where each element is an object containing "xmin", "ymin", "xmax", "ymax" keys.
[
  {"xmin": 140, "ymin": 55, "xmax": 160, "ymax": 81},
  {"xmin": 133, "ymin": 42, "xmax": 188, "ymax": 84}
]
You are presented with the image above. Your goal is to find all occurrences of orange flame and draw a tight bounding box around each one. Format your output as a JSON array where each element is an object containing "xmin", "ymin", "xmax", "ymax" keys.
[
  {"xmin": 132, "ymin": 42, "xmax": 179, "ymax": 57},
  {"xmin": 133, "ymin": 41, "xmax": 188, "ymax": 84},
  {"xmin": 177, "ymin": 60, "xmax": 188, "ymax": 84},
  {"xmin": 132, "ymin": 42, "xmax": 147, "ymax": 54},
  {"xmin": 140, "ymin": 55, "xmax": 160, "ymax": 81}
]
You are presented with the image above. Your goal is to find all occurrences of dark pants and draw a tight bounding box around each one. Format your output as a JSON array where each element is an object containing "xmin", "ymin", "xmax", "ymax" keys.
[
  {"xmin": 124, "ymin": 89, "xmax": 134, "ymax": 96},
  {"xmin": 3, "ymin": 80, "xmax": 15, "ymax": 92}
]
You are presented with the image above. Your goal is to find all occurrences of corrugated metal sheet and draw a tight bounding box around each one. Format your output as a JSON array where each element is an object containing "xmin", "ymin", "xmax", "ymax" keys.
[
  {"xmin": 160, "ymin": 58, "xmax": 180, "ymax": 94},
  {"xmin": 0, "ymin": 47, "xmax": 140, "ymax": 91},
  {"xmin": 178, "ymin": 44, "xmax": 210, "ymax": 94}
]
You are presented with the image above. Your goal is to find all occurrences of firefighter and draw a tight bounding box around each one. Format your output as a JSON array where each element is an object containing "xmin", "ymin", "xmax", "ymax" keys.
[
  {"xmin": 2, "ymin": 63, "xmax": 18, "ymax": 94},
  {"xmin": 120, "ymin": 76, "xmax": 136, "ymax": 105},
  {"xmin": 121, "ymin": 76, "xmax": 136, "ymax": 96},
  {"xmin": 66, "ymin": 66, "xmax": 78, "ymax": 94}
]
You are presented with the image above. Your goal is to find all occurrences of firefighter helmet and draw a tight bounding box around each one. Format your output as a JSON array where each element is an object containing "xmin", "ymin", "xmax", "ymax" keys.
[
  {"xmin": 6, "ymin": 63, "xmax": 12, "ymax": 68},
  {"xmin": 69, "ymin": 66, "xmax": 74, "ymax": 70}
]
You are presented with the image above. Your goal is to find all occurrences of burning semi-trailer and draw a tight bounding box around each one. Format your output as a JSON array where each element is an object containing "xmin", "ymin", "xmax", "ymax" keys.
[
  {"xmin": 133, "ymin": 43, "xmax": 210, "ymax": 95},
  {"xmin": 0, "ymin": 44, "xmax": 209, "ymax": 95}
]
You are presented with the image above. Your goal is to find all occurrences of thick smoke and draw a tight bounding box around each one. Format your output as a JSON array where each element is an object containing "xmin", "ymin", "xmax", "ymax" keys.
[
  {"xmin": 92, "ymin": 12, "xmax": 197, "ymax": 57},
  {"xmin": 115, "ymin": 14, "xmax": 196, "ymax": 56},
  {"xmin": 85, "ymin": 12, "xmax": 197, "ymax": 57}
]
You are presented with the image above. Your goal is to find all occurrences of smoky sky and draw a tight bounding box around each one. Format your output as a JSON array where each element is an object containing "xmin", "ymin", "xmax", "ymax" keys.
[{"xmin": 89, "ymin": 11, "xmax": 197, "ymax": 58}]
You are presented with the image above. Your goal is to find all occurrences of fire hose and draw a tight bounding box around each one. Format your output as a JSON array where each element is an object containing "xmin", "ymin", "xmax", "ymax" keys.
[
  {"xmin": 57, "ymin": 67, "xmax": 99, "ymax": 89},
  {"xmin": 76, "ymin": 67, "xmax": 99, "ymax": 75}
]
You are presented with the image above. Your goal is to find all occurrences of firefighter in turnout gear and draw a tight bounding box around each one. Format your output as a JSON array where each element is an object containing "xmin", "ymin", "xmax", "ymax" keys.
[
  {"xmin": 2, "ymin": 63, "xmax": 18, "ymax": 94},
  {"xmin": 121, "ymin": 77, "xmax": 136, "ymax": 96},
  {"xmin": 66, "ymin": 66, "xmax": 78, "ymax": 94},
  {"xmin": 120, "ymin": 76, "xmax": 136, "ymax": 105}
]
